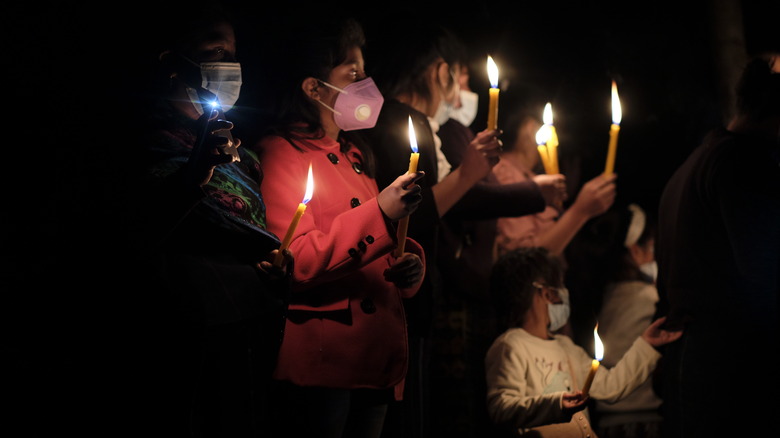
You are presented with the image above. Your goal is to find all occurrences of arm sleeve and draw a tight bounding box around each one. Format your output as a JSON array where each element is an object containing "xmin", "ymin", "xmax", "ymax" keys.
[
  {"xmin": 259, "ymin": 136, "xmax": 396, "ymax": 291},
  {"xmin": 446, "ymin": 179, "xmax": 546, "ymax": 220},
  {"xmin": 485, "ymin": 338, "xmax": 569, "ymax": 431},
  {"xmin": 589, "ymin": 337, "xmax": 661, "ymax": 403}
]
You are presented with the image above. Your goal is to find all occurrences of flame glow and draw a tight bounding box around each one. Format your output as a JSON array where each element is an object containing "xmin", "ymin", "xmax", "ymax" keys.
[
  {"xmin": 487, "ymin": 55, "xmax": 499, "ymax": 88},
  {"xmin": 408, "ymin": 116, "xmax": 418, "ymax": 153},
  {"xmin": 535, "ymin": 125, "xmax": 551, "ymax": 145},
  {"xmin": 611, "ymin": 81, "xmax": 622, "ymax": 125},
  {"xmin": 543, "ymin": 102, "xmax": 554, "ymax": 125},
  {"xmin": 303, "ymin": 163, "xmax": 314, "ymax": 204},
  {"xmin": 593, "ymin": 324, "xmax": 604, "ymax": 361}
]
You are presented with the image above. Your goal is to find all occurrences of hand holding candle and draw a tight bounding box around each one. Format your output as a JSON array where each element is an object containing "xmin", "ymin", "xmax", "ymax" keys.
[
  {"xmin": 394, "ymin": 116, "xmax": 419, "ymax": 257},
  {"xmin": 604, "ymin": 81, "xmax": 622, "ymax": 176},
  {"xmin": 581, "ymin": 324, "xmax": 604, "ymax": 397},
  {"xmin": 486, "ymin": 55, "xmax": 500, "ymax": 131},
  {"xmin": 273, "ymin": 163, "xmax": 314, "ymax": 267}
]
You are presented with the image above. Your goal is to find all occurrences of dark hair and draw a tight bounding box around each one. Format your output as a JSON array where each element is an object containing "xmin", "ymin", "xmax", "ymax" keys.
[
  {"xmin": 134, "ymin": 3, "xmax": 236, "ymax": 95},
  {"xmin": 367, "ymin": 14, "xmax": 466, "ymax": 104},
  {"xmin": 494, "ymin": 87, "xmax": 547, "ymax": 156},
  {"xmin": 734, "ymin": 55, "xmax": 780, "ymax": 119},
  {"xmin": 490, "ymin": 247, "xmax": 565, "ymax": 331},
  {"xmin": 267, "ymin": 17, "xmax": 369, "ymax": 155}
]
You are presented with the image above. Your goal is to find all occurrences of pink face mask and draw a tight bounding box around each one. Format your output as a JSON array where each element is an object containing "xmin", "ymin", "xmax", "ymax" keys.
[{"xmin": 317, "ymin": 78, "xmax": 384, "ymax": 131}]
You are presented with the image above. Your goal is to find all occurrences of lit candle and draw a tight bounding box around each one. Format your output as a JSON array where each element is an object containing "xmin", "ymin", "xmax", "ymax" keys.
[
  {"xmin": 273, "ymin": 162, "xmax": 314, "ymax": 267},
  {"xmin": 543, "ymin": 103, "xmax": 559, "ymax": 174},
  {"xmin": 581, "ymin": 324, "xmax": 604, "ymax": 397},
  {"xmin": 486, "ymin": 55, "xmax": 500, "ymax": 131},
  {"xmin": 394, "ymin": 116, "xmax": 419, "ymax": 257},
  {"xmin": 535, "ymin": 125, "xmax": 553, "ymax": 175},
  {"xmin": 604, "ymin": 81, "xmax": 622, "ymax": 176}
]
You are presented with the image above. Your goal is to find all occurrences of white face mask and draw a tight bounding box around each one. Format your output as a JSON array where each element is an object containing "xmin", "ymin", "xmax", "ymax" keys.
[
  {"xmin": 449, "ymin": 90, "xmax": 479, "ymax": 127},
  {"xmin": 547, "ymin": 287, "xmax": 571, "ymax": 332},
  {"xmin": 185, "ymin": 61, "xmax": 243, "ymax": 115},
  {"xmin": 639, "ymin": 261, "xmax": 658, "ymax": 283},
  {"xmin": 433, "ymin": 98, "xmax": 452, "ymax": 126}
]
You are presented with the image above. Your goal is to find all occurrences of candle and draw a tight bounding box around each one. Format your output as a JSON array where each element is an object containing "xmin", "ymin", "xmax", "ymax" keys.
[
  {"xmin": 535, "ymin": 125, "xmax": 553, "ymax": 174},
  {"xmin": 273, "ymin": 162, "xmax": 314, "ymax": 267},
  {"xmin": 604, "ymin": 81, "xmax": 622, "ymax": 176},
  {"xmin": 581, "ymin": 324, "xmax": 604, "ymax": 397},
  {"xmin": 543, "ymin": 103, "xmax": 559, "ymax": 174},
  {"xmin": 486, "ymin": 55, "xmax": 500, "ymax": 131},
  {"xmin": 394, "ymin": 116, "xmax": 419, "ymax": 257}
]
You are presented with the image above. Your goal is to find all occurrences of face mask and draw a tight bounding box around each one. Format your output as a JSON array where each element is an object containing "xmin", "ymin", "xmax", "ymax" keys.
[
  {"xmin": 317, "ymin": 78, "xmax": 384, "ymax": 131},
  {"xmin": 184, "ymin": 61, "xmax": 243, "ymax": 115},
  {"xmin": 449, "ymin": 90, "xmax": 479, "ymax": 127},
  {"xmin": 547, "ymin": 287, "xmax": 571, "ymax": 332},
  {"xmin": 433, "ymin": 98, "xmax": 452, "ymax": 126},
  {"xmin": 639, "ymin": 261, "xmax": 658, "ymax": 283}
]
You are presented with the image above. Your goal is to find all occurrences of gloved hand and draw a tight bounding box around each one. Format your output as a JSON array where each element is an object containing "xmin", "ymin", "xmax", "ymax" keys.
[{"xmin": 377, "ymin": 171, "xmax": 425, "ymax": 221}]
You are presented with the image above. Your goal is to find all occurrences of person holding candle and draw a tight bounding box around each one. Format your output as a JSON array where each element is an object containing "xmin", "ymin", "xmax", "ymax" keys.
[
  {"xmin": 119, "ymin": 4, "xmax": 294, "ymax": 436},
  {"xmin": 492, "ymin": 96, "xmax": 617, "ymax": 260},
  {"xmin": 358, "ymin": 15, "xmax": 551, "ymax": 437},
  {"xmin": 484, "ymin": 246, "xmax": 683, "ymax": 437},
  {"xmin": 252, "ymin": 16, "xmax": 426, "ymax": 437},
  {"xmin": 429, "ymin": 61, "xmax": 572, "ymax": 436},
  {"xmin": 654, "ymin": 52, "xmax": 780, "ymax": 438},
  {"xmin": 564, "ymin": 203, "xmax": 664, "ymax": 437}
]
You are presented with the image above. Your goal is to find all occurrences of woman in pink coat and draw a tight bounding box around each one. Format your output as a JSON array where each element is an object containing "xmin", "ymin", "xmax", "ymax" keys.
[{"xmin": 254, "ymin": 17, "xmax": 426, "ymax": 438}]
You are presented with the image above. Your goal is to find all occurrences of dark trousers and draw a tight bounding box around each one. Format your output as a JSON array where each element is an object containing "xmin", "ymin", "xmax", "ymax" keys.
[{"xmin": 270, "ymin": 381, "xmax": 392, "ymax": 438}]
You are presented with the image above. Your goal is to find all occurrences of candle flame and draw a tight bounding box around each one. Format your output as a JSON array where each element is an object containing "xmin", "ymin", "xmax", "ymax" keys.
[
  {"xmin": 611, "ymin": 81, "xmax": 622, "ymax": 125},
  {"xmin": 408, "ymin": 115, "xmax": 418, "ymax": 153},
  {"xmin": 593, "ymin": 324, "xmax": 604, "ymax": 361},
  {"xmin": 487, "ymin": 55, "xmax": 499, "ymax": 88},
  {"xmin": 543, "ymin": 102, "xmax": 554, "ymax": 125},
  {"xmin": 535, "ymin": 124, "xmax": 551, "ymax": 145},
  {"xmin": 303, "ymin": 162, "xmax": 314, "ymax": 204}
]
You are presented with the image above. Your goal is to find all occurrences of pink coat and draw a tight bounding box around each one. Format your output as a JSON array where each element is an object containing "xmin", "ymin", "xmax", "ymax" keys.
[{"xmin": 257, "ymin": 133, "xmax": 424, "ymax": 396}]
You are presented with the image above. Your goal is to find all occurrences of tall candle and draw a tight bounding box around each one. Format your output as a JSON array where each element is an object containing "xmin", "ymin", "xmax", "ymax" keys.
[
  {"xmin": 486, "ymin": 55, "xmax": 500, "ymax": 131},
  {"xmin": 394, "ymin": 116, "xmax": 419, "ymax": 257},
  {"xmin": 582, "ymin": 324, "xmax": 604, "ymax": 397},
  {"xmin": 604, "ymin": 81, "xmax": 622, "ymax": 176},
  {"xmin": 543, "ymin": 103, "xmax": 559, "ymax": 174},
  {"xmin": 273, "ymin": 163, "xmax": 314, "ymax": 267},
  {"xmin": 535, "ymin": 125, "xmax": 553, "ymax": 174}
]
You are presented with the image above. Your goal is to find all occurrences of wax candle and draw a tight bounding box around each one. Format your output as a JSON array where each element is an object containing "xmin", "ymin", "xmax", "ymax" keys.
[
  {"xmin": 581, "ymin": 324, "xmax": 604, "ymax": 397},
  {"xmin": 535, "ymin": 125, "xmax": 553, "ymax": 174},
  {"xmin": 604, "ymin": 81, "xmax": 622, "ymax": 176},
  {"xmin": 486, "ymin": 55, "xmax": 500, "ymax": 131},
  {"xmin": 273, "ymin": 163, "xmax": 314, "ymax": 267},
  {"xmin": 543, "ymin": 103, "xmax": 559, "ymax": 174},
  {"xmin": 394, "ymin": 116, "xmax": 419, "ymax": 257}
]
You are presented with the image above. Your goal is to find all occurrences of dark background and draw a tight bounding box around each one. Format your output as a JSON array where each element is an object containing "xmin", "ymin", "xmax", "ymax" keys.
[{"xmin": 4, "ymin": 0, "xmax": 778, "ymax": 435}]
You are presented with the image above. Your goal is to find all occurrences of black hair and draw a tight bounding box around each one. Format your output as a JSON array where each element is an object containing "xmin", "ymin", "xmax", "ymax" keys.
[
  {"xmin": 367, "ymin": 13, "xmax": 466, "ymax": 105},
  {"xmin": 490, "ymin": 247, "xmax": 565, "ymax": 332},
  {"xmin": 734, "ymin": 54, "xmax": 780, "ymax": 120},
  {"xmin": 265, "ymin": 17, "xmax": 373, "ymax": 166}
]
